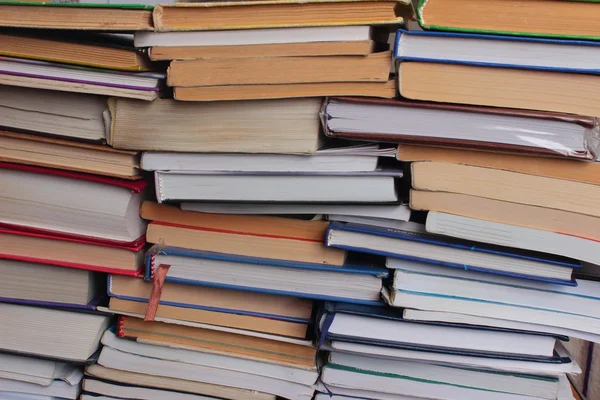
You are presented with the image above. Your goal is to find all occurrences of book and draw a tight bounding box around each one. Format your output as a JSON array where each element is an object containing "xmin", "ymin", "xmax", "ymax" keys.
[
  {"xmin": 151, "ymin": 40, "xmax": 377, "ymax": 61},
  {"xmin": 167, "ymin": 52, "xmax": 391, "ymax": 87},
  {"xmin": 108, "ymin": 274, "xmax": 313, "ymax": 329},
  {"xmin": 0, "ymin": 31, "xmax": 150, "ymax": 71},
  {"xmin": 0, "ymin": 85, "xmax": 107, "ymax": 141},
  {"xmin": 322, "ymin": 352, "xmax": 560, "ymax": 400},
  {"xmin": 107, "ymin": 97, "xmax": 322, "ymax": 153},
  {"xmin": 181, "ymin": 202, "xmax": 411, "ymax": 221},
  {"xmin": 153, "ymin": 170, "xmax": 401, "ymax": 203},
  {"xmin": 388, "ymin": 259, "xmax": 600, "ymax": 324},
  {"xmin": 0, "ymin": 352, "xmax": 83, "ymax": 387},
  {"xmin": 0, "ymin": 2, "xmax": 153, "ymax": 31},
  {"xmin": 175, "ymin": 80, "xmax": 395, "ymax": 101},
  {"xmin": 322, "ymin": 97, "xmax": 599, "ymax": 160},
  {"xmin": 397, "ymin": 145, "xmax": 600, "ymax": 185},
  {"xmin": 328, "ymin": 341, "xmax": 579, "ymax": 377},
  {"xmin": 325, "ymin": 221, "xmax": 579, "ymax": 284},
  {"xmin": 142, "ymin": 202, "xmax": 346, "ymax": 265},
  {"xmin": 145, "ymin": 245, "xmax": 386, "ymax": 303},
  {"xmin": 82, "ymin": 378, "xmax": 214, "ymax": 400},
  {"xmin": 0, "ymin": 376, "xmax": 81, "ymax": 399},
  {"xmin": 0, "ymin": 228, "xmax": 144, "ymax": 276},
  {"xmin": 416, "ymin": 0, "xmax": 600, "ymax": 41},
  {"xmin": 0, "ymin": 162, "xmax": 147, "ymax": 244},
  {"xmin": 135, "ymin": 25, "xmax": 375, "ymax": 48},
  {"xmin": 320, "ymin": 305, "xmax": 558, "ymax": 358},
  {"xmin": 141, "ymin": 144, "xmax": 387, "ymax": 172},
  {"xmin": 118, "ymin": 316, "xmax": 317, "ymax": 370},
  {"xmin": 426, "ymin": 212, "xmax": 600, "ymax": 265},
  {"xmin": 0, "ymin": 131, "xmax": 140, "ymax": 179},
  {"xmin": 107, "ymin": 297, "xmax": 309, "ymax": 338},
  {"xmin": 98, "ymin": 331, "xmax": 316, "ymax": 400},
  {"xmin": 85, "ymin": 364, "xmax": 277, "ymax": 400},
  {"xmin": 398, "ymin": 62, "xmax": 600, "ymax": 120},
  {"xmin": 410, "ymin": 190, "xmax": 600, "ymax": 242},
  {"xmin": 0, "ymin": 303, "xmax": 110, "ymax": 362},
  {"xmin": 0, "ymin": 57, "xmax": 161, "ymax": 100},
  {"xmin": 0, "ymin": 259, "xmax": 101, "ymax": 308},
  {"xmin": 152, "ymin": 0, "xmax": 412, "ymax": 32},
  {"xmin": 395, "ymin": 29, "xmax": 600, "ymax": 74},
  {"xmin": 411, "ymin": 161, "xmax": 600, "ymax": 218}
]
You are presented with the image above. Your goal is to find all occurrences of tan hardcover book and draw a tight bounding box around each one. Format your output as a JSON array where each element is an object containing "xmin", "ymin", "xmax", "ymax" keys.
[
  {"xmin": 174, "ymin": 80, "xmax": 396, "ymax": 101},
  {"xmin": 150, "ymin": 40, "xmax": 376, "ymax": 61},
  {"xmin": 399, "ymin": 62, "xmax": 600, "ymax": 117},
  {"xmin": 167, "ymin": 52, "xmax": 391, "ymax": 87},
  {"xmin": 108, "ymin": 298, "xmax": 309, "ymax": 338},
  {"xmin": 0, "ymin": 131, "xmax": 140, "ymax": 179},
  {"xmin": 0, "ymin": 4, "xmax": 153, "ymax": 31},
  {"xmin": 107, "ymin": 97, "xmax": 321, "ymax": 153},
  {"xmin": 411, "ymin": 161, "xmax": 600, "ymax": 218},
  {"xmin": 410, "ymin": 190, "xmax": 600, "ymax": 242},
  {"xmin": 86, "ymin": 364, "xmax": 276, "ymax": 400},
  {"xmin": 397, "ymin": 145, "xmax": 600, "ymax": 185},
  {"xmin": 119, "ymin": 317, "xmax": 316, "ymax": 369},
  {"xmin": 0, "ymin": 33, "xmax": 150, "ymax": 71},
  {"xmin": 417, "ymin": 0, "xmax": 600, "ymax": 40},
  {"xmin": 141, "ymin": 202, "xmax": 328, "ymax": 241},
  {"xmin": 153, "ymin": 0, "xmax": 411, "ymax": 32}
]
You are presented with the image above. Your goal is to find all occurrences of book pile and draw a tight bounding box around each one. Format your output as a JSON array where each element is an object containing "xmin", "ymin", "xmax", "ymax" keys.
[{"xmin": 1, "ymin": 0, "xmax": 599, "ymax": 399}]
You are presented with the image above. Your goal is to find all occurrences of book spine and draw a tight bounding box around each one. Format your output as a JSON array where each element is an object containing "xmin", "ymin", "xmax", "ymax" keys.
[{"xmin": 117, "ymin": 316, "xmax": 126, "ymax": 337}]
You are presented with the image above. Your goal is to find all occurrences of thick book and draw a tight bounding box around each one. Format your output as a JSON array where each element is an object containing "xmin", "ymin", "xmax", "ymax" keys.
[
  {"xmin": 416, "ymin": 0, "xmax": 600, "ymax": 41},
  {"xmin": 0, "ymin": 57, "xmax": 162, "ymax": 101},
  {"xmin": 0, "ymin": 131, "xmax": 140, "ymax": 179},
  {"xmin": 1, "ymin": 303, "xmax": 110, "ymax": 362},
  {"xmin": 325, "ymin": 221, "xmax": 579, "ymax": 284},
  {"xmin": 118, "ymin": 316, "xmax": 317, "ymax": 370},
  {"xmin": 0, "ymin": 259, "xmax": 102, "ymax": 309},
  {"xmin": 389, "ymin": 259, "xmax": 600, "ymax": 327},
  {"xmin": 142, "ymin": 202, "xmax": 346, "ymax": 266},
  {"xmin": 167, "ymin": 52, "xmax": 391, "ymax": 87},
  {"xmin": 397, "ymin": 61, "xmax": 600, "ymax": 123},
  {"xmin": 152, "ymin": 0, "xmax": 412, "ymax": 32},
  {"xmin": 395, "ymin": 29, "xmax": 600, "ymax": 74},
  {"xmin": 0, "ymin": 2, "xmax": 153, "ymax": 31},
  {"xmin": 145, "ymin": 245, "xmax": 386, "ymax": 304},
  {"xmin": 0, "ymin": 30, "xmax": 150, "ymax": 71},
  {"xmin": 107, "ymin": 274, "xmax": 313, "ymax": 330},
  {"xmin": 322, "ymin": 97, "xmax": 600, "ymax": 160},
  {"xmin": 0, "ymin": 352, "xmax": 83, "ymax": 387},
  {"xmin": 108, "ymin": 97, "xmax": 322, "ymax": 154},
  {"xmin": 99, "ymin": 331, "xmax": 316, "ymax": 400},
  {"xmin": 321, "ymin": 351, "xmax": 560, "ymax": 400},
  {"xmin": 82, "ymin": 378, "xmax": 213, "ymax": 400},
  {"xmin": 174, "ymin": 80, "xmax": 396, "ymax": 101},
  {"xmin": 426, "ymin": 212, "xmax": 600, "ymax": 265},
  {"xmin": 154, "ymin": 170, "xmax": 401, "ymax": 203},
  {"xmin": 410, "ymin": 190, "xmax": 600, "ymax": 243},
  {"xmin": 85, "ymin": 364, "xmax": 276, "ymax": 400},
  {"xmin": 0, "ymin": 228, "xmax": 144, "ymax": 276},
  {"xmin": 411, "ymin": 161, "xmax": 600, "ymax": 218},
  {"xmin": 0, "ymin": 162, "xmax": 147, "ymax": 244},
  {"xmin": 0, "ymin": 85, "xmax": 107, "ymax": 142}
]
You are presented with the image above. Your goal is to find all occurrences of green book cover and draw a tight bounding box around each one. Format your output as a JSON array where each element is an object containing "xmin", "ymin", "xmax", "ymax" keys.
[{"xmin": 416, "ymin": 0, "xmax": 600, "ymax": 41}]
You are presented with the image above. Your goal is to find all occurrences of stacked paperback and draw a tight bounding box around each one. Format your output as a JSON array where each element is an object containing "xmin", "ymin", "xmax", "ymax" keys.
[{"xmin": 1, "ymin": 0, "xmax": 600, "ymax": 399}]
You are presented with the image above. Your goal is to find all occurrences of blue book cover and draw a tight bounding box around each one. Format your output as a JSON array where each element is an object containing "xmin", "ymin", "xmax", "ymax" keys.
[
  {"xmin": 318, "ymin": 302, "xmax": 570, "ymax": 364},
  {"xmin": 106, "ymin": 275, "xmax": 310, "ymax": 324},
  {"xmin": 325, "ymin": 221, "xmax": 580, "ymax": 285},
  {"xmin": 144, "ymin": 245, "xmax": 388, "ymax": 305},
  {"xmin": 394, "ymin": 29, "xmax": 600, "ymax": 75}
]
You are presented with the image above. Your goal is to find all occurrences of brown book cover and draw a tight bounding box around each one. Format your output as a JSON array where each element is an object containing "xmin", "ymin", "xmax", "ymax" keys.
[{"xmin": 321, "ymin": 97, "xmax": 598, "ymax": 160}]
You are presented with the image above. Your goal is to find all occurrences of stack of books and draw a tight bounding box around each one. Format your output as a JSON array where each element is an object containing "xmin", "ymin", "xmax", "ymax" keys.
[{"xmin": 1, "ymin": 0, "xmax": 599, "ymax": 399}]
